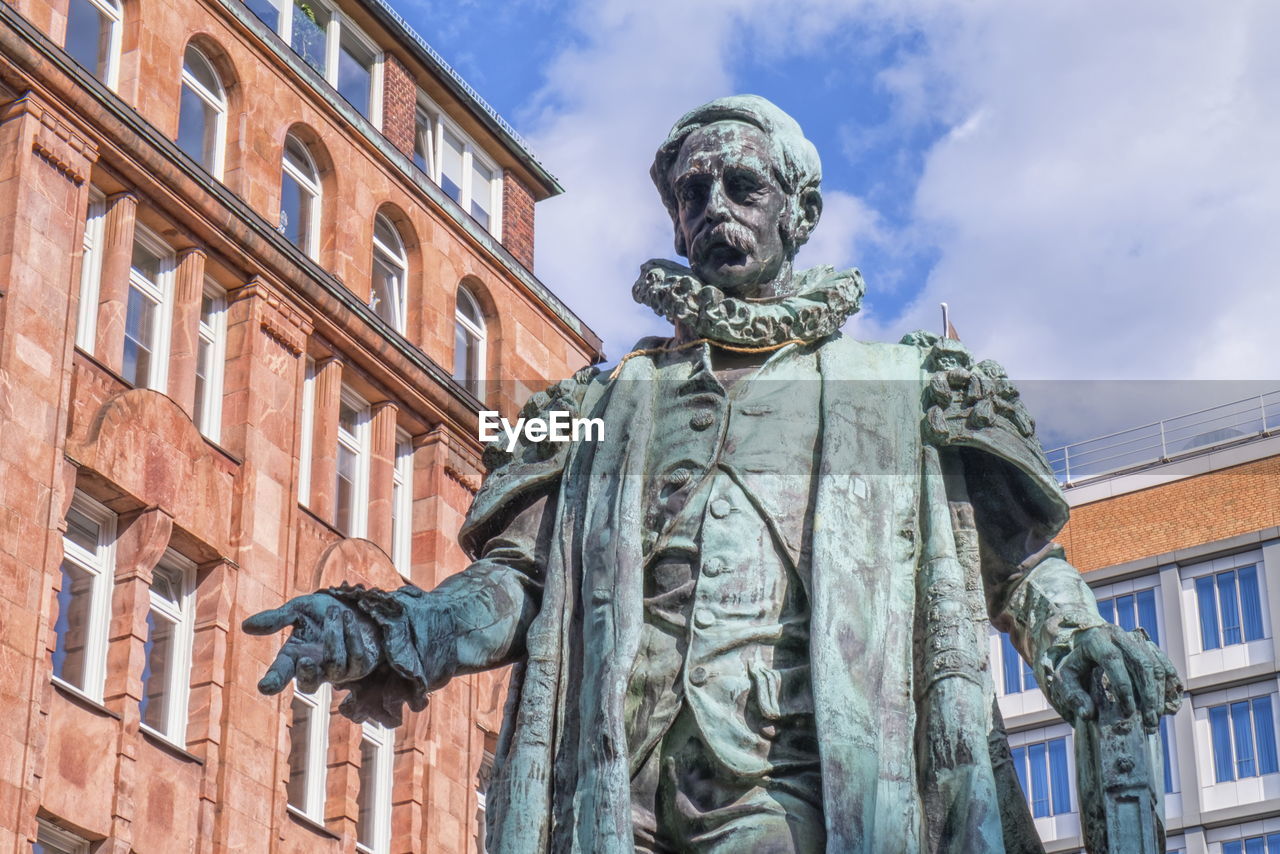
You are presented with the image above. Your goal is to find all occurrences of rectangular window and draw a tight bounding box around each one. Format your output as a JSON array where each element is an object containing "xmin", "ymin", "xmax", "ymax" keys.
[
  {"xmin": 1224, "ymin": 834, "xmax": 1280, "ymax": 854},
  {"xmin": 337, "ymin": 28, "xmax": 377, "ymax": 119},
  {"xmin": 64, "ymin": 0, "xmax": 122, "ymax": 89},
  {"xmin": 53, "ymin": 493, "xmax": 115, "ymax": 701},
  {"xmin": 441, "ymin": 128, "xmax": 465, "ymax": 204},
  {"xmin": 194, "ymin": 283, "xmax": 227, "ymax": 441},
  {"xmin": 140, "ymin": 552, "xmax": 195, "ymax": 744},
  {"xmin": 391, "ymin": 432, "xmax": 413, "ymax": 575},
  {"xmin": 413, "ymin": 108, "xmax": 435, "ymax": 177},
  {"xmin": 124, "ymin": 228, "xmax": 174, "ymax": 391},
  {"xmin": 298, "ymin": 358, "xmax": 316, "ymax": 505},
  {"xmin": 1009, "ymin": 736, "xmax": 1072, "ymax": 818},
  {"xmin": 356, "ymin": 722, "xmax": 394, "ymax": 854},
  {"xmin": 999, "ymin": 632, "xmax": 1037, "ymax": 695},
  {"xmin": 76, "ymin": 188, "xmax": 106, "ymax": 351},
  {"xmin": 286, "ymin": 683, "xmax": 331, "ymax": 821},
  {"xmin": 470, "ymin": 158, "xmax": 495, "ymax": 232},
  {"xmin": 1209, "ymin": 695, "xmax": 1279, "ymax": 782},
  {"xmin": 417, "ymin": 94, "xmax": 504, "ymax": 237},
  {"xmin": 290, "ymin": 0, "xmax": 330, "ymax": 75},
  {"xmin": 335, "ymin": 388, "xmax": 370, "ymax": 537},
  {"xmin": 1197, "ymin": 565, "xmax": 1266, "ymax": 651},
  {"xmin": 243, "ymin": 0, "xmax": 281, "ymax": 30},
  {"xmin": 34, "ymin": 819, "xmax": 90, "ymax": 854}
]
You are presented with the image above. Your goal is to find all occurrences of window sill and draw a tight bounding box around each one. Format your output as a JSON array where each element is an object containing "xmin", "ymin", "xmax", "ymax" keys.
[
  {"xmin": 286, "ymin": 805, "xmax": 339, "ymax": 840},
  {"xmin": 140, "ymin": 725, "xmax": 204, "ymax": 764},
  {"xmin": 50, "ymin": 678, "xmax": 121, "ymax": 719}
]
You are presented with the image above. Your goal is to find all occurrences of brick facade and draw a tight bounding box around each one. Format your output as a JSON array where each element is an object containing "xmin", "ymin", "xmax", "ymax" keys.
[
  {"xmin": 381, "ymin": 53, "xmax": 416, "ymax": 158},
  {"xmin": 0, "ymin": 1, "xmax": 599, "ymax": 853},
  {"xmin": 501, "ymin": 171, "xmax": 535, "ymax": 271}
]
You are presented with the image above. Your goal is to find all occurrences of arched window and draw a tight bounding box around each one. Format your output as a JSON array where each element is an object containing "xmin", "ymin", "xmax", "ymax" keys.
[
  {"xmin": 280, "ymin": 134, "xmax": 321, "ymax": 258},
  {"xmin": 370, "ymin": 215, "xmax": 407, "ymax": 332},
  {"xmin": 177, "ymin": 45, "xmax": 227, "ymax": 179},
  {"xmin": 453, "ymin": 286, "xmax": 486, "ymax": 399},
  {"xmin": 64, "ymin": 0, "xmax": 123, "ymax": 89}
]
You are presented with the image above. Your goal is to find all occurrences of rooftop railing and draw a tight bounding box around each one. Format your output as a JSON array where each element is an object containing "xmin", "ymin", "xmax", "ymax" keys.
[{"xmin": 1045, "ymin": 390, "xmax": 1280, "ymax": 486}]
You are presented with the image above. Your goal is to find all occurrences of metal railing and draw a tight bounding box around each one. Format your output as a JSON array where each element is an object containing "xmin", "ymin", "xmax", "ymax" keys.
[{"xmin": 1045, "ymin": 390, "xmax": 1280, "ymax": 486}]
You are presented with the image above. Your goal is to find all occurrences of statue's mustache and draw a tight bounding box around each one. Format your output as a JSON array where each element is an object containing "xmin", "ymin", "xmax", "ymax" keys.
[{"xmin": 692, "ymin": 222, "xmax": 756, "ymax": 260}]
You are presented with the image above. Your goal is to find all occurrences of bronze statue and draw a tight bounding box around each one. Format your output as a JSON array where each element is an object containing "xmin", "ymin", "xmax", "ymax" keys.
[{"xmin": 245, "ymin": 95, "xmax": 1181, "ymax": 853}]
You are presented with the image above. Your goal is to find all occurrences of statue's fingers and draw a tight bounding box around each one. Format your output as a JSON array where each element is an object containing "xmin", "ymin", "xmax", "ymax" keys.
[
  {"xmin": 258, "ymin": 646, "xmax": 299, "ymax": 695},
  {"xmin": 1162, "ymin": 661, "xmax": 1184, "ymax": 714},
  {"xmin": 320, "ymin": 607, "xmax": 347, "ymax": 682},
  {"xmin": 1131, "ymin": 654, "xmax": 1161, "ymax": 731},
  {"xmin": 242, "ymin": 603, "xmax": 299, "ymax": 636},
  {"xmin": 1097, "ymin": 647, "xmax": 1136, "ymax": 717},
  {"xmin": 296, "ymin": 655, "xmax": 322, "ymax": 694},
  {"xmin": 1056, "ymin": 652, "xmax": 1093, "ymax": 722}
]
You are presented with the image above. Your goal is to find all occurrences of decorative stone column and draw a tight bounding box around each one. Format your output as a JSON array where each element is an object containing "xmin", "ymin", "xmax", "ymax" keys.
[
  {"xmin": 366, "ymin": 401, "xmax": 398, "ymax": 552},
  {"xmin": 167, "ymin": 248, "xmax": 207, "ymax": 418},
  {"xmin": 309, "ymin": 357, "xmax": 343, "ymax": 524},
  {"xmin": 93, "ymin": 191, "xmax": 139, "ymax": 374}
]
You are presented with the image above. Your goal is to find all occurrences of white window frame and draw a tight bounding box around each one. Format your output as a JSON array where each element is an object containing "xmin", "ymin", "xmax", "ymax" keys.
[
  {"xmin": 179, "ymin": 44, "xmax": 228, "ymax": 179},
  {"xmin": 35, "ymin": 818, "xmax": 91, "ymax": 854},
  {"xmin": 416, "ymin": 93, "xmax": 503, "ymax": 238},
  {"xmin": 297, "ymin": 356, "xmax": 316, "ymax": 505},
  {"xmin": 280, "ymin": 134, "xmax": 322, "ymax": 259},
  {"xmin": 1182, "ymin": 549, "xmax": 1272, "ymax": 679},
  {"xmin": 370, "ymin": 214, "xmax": 407, "ymax": 333},
  {"xmin": 336, "ymin": 386, "xmax": 371, "ymax": 538},
  {"xmin": 1208, "ymin": 816, "xmax": 1280, "ymax": 854},
  {"xmin": 64, "ymin": 0, "xmax": 123, "ymax": 91},
  {"xmin": 454, "ymin": 286, "xmax": 487, "ymax": 401},
  {"xmin": 194, "ymin": 280, "xmax": 227, "ymax": 442},
  {"xmin": 53, "ymin": 491, "xmax": 116, "ymax": 703},
  {"xmin": 125, "ymin": 224, "xmax": 176, "ymax": 392},
  {"xmin": 391, "ymin": 430, "xmax": 413, "ymax": 576},
  {"xmin": 76, "ymin": 187, "xmax": 106, "ymax": 351},
  {"xmin": 139, "ymin": 550, "xmax": 196, "ymax": 746},
  {"xmin": 412, "ymin": 104, "xmax": 436, "ymax": 178},
  {"xmin": 356, "ymin": 721, "xmax": 394, "ymax": 854},
  {"xmin": 1005, "ymin": 722, "xmax": 1080, "ymax": 843},
  {"xmin": 1193, "ymin": 680, "xmax": 1280, "ymax": 813},
  {"xmin": 286, "ymin": 682, "xmax": 332, "ymax": 823}
]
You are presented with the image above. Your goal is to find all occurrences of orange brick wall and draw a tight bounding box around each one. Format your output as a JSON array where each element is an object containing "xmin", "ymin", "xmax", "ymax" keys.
[
  {"xmin": 1059, "ymin": 455, "xmax": 1280, "ymax": 573},
  {"xmin": 381, "ymin": 53, "xmax": 417, "ymax": 158},
  {"xmin": 501, "ymin": 171, "xmax": 535, "ymax": 271}
]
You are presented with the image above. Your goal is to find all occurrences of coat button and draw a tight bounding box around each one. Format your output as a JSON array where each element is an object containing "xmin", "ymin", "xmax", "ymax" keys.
[
  {"xmin": 694, "ymin": 608, "xmax": 715, "ymax": 628},
  {"xmin": 690, "ymin": 411, "xmax": 715, "ymax": 430},
  {"xmin": 702, "ymin": 557, "xmax": 726, "ymax": 577},
  {"xmin": 709, "ymin": 498, "xmax": 732, "ymax": 518},
  {"xmin": 688, "ymin": 666, "xmax": 709, "ymax": 686}
]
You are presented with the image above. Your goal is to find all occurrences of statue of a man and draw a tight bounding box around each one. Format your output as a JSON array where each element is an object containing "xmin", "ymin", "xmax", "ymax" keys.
[{"xmin": 245, "ymin": 95, "xmax": 1181, "ymax": 853}]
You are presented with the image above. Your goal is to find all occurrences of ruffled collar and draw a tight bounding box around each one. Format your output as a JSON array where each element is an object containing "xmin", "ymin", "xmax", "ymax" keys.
[{"xmin": 632, "ymin": 259, "xmax": 865, "ymax": 348}]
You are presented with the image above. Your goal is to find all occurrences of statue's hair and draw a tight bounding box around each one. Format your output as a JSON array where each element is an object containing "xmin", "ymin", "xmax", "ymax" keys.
[{"xmin": 651, "ymin": 94, "xmax": 822, "ymax": 220}]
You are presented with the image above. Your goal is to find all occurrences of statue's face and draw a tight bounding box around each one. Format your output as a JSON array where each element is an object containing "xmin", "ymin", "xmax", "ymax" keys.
[{"xmin": 671, "ymin": 121, "xmax": 791, "ymax": 295}]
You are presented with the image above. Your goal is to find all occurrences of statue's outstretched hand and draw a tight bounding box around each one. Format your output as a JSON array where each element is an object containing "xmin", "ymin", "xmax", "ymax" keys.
[
  {"xmin": 1050, "ymin": 623, "xmax": 1182, "ymax": 732},
  {"xmin": 242, "ymin": 593, "xmax": 382, "ymax": 695}
]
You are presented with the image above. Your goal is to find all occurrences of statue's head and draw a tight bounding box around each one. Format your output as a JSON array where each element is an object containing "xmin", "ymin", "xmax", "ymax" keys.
[{"xmin": 651, "ymin": 95, "xmax": 823, "ymax": 297}]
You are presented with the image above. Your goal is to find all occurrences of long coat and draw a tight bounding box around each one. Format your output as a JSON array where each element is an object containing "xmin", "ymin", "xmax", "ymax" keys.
[{"xmin": 446, "ymin": 332, "xmax": 1101, "ymax": 854}]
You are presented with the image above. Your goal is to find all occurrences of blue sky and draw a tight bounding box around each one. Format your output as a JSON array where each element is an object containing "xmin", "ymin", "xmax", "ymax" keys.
[{"xmin": 398, "ymin": 0, "xmax": 1280, "ymax": 446}]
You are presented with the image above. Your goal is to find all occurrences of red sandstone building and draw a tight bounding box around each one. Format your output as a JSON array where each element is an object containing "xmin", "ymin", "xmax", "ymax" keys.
[{"xmin": 0, "ymin": 0, "xmax": 601, "ymax": 850}]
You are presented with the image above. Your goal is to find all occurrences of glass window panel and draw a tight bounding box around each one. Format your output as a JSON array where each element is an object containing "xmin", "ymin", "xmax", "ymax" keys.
[
  {"xmin": 339, "ymin": 399, "xmax": 360, "ymax": 435},
  {"xmin": 152, "ymin": 564, "xmax": 181, "ymax": 605},
  {"xmin": 337, "ymin": 34, "xmax": 373, "ymax": 117},
  {"xmin": 1047, "ymin": 737, "xmax": 1071, "ymax": 815},
  {"xmin": 336, "ymin": 444, "xmax": 356, "ymax": 535},
  {"xmin": 1001, "ymin": 633, "xmax": 1021, "ymax": 695},
  {"xmin": 1196, "ymin": 574, "xmax": 1220, "ymax": 650},
  {"xmin": 1210, "ymin": 703, "xmax": 1235, "ymax": 781},
  {"xmin": 284, "ymin": 137, "xmax": 316, "ymax": 178},
  {"xmin": 1137, "ymin": 589, "xmax": 1160, "ymax": 645},
  {"xmin": 290, "ymin": 0, "xmax": 329, "ymax": 75},
  {"xmin": 177, "ymin": 84, "xmax": 216, "ymax": 169},
  {"xmin": 1010, "ymin": 745, "xmax": 1028, "ymax": 799},
  {"xmin": 1159, "ymin": 716, "xmax": 1174, "ymax": 793},
  {"xmin": 470, "ymin": 160, "xmax": 492, "ymax": 229},
  {"xmin": 1254, "ymin": 696, "xmax": 1279, "ymax": 775},
  {"xmin": 131, "ymin": 241, "xmax": 162, "ymax": 284},
  {"xmin": 123, "ymin": 286, "xmax": 156, "ymax": 387},
  {"xmin": 1226, "ymin": 843, "xmax": 1244, "ymax": 854},
  {"xmin": 1219, "ymin": 571, "xmax": 1243, "ymax": 646},
  {"xmin": 279, "ymin": 173, "xmax": 312, "ymax": 250},
  {"xmin": 65, "ymin": 507, "xmax": 99, "ymax": 554},
  {"xmin": 65, "ymin": 0, "xmax": 111, "ymax": 81},
  {"xmin": 52, "ymin": 561, "xmax": 94, "ymax": 688},
  {"xmin": 194, "ymin": 336, "xmax": 212, "ymax": 429},
  {"xmin": 1028, "ymin": 741, "xmax": 1049, "ymax": 818},
  {"xmin": 374, "ymin": 217, "xmax": 400, "ymax": 254},
  {"xmin": 244, "ymin": 0, "xmax": 279, "ymax": 30},
  {"xmin": 286, "ymin": 696, "xmax": 312, "ymax": 807},
  {"xmin": 1232, "ymin": 700, "xmax": 1257, "ymax": 777},
  {"xmin": 1248, "ymin": 839, "xmax": 1267, "ymax": 854},
  {"xmin": 1096, "ymin": 596, "xmax": 1115, "ymax": 625},
  {"xmin": 1115, "ymin": 593, "xmax": 1136, "ymax": 632},
  {"xmin": 441, "ymin": 130, "xmax": 464, "ymax": 203},
  {"xmin": 1268, "ymin": 833, "xmax": 1280, "ymax": 854},
  {"xmin": 357, "ymin": 738, "xmax": 378, "ymax": 847},
  {"xmin": 200, "ymin": 292, "xmax": 216, "ymax": 324},
  {"xmin": 140, "ymin": 610, "xmax": 174, "ymax": 730},
  {"xmin": 413, "ymin": 112, "xmax": 432, "ymax": 174},
  {"xmin": 184, "ymin": 46, "xmax": 220, "ymax": 93},
  {"xmin": 371, "ymin": 255, "xmax": 400, "ymax": 327},
  {"xmin": 1239, "ymin": 564, "xmax": 1265, "ymax": 641}
]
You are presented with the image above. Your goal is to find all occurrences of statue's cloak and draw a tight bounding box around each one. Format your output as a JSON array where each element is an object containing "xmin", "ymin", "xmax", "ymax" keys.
[{"xmin": 462, "ymin": 334, "xmax": 1092, "ymax": 854}]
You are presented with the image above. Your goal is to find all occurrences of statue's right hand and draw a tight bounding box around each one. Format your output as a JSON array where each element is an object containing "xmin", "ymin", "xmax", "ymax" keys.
[{"xmin": 242, "ymin": 593, "xmax": 381, "ymax": 695}]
